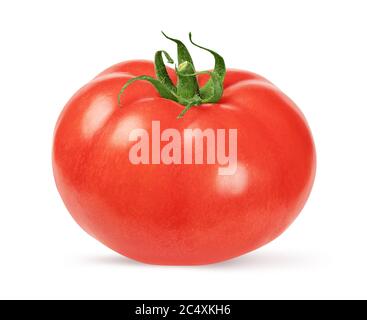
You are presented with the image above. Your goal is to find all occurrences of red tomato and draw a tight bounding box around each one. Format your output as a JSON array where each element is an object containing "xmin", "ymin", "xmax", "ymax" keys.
[{"xmin": 53, "ymin": 38, "xmax": 316, "ymax": 265}]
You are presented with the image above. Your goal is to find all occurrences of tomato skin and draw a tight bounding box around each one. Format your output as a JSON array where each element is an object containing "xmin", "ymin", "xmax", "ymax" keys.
[{"xmin": 52, "ymin": 60, "xmax": 316, "ymax": 265}]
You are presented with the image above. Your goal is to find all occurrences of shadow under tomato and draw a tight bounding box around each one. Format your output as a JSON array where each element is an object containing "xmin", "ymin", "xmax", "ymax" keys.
[
  {"xmin": 76, "ymin": 254, "xmax": 142, "ymax": 266},
  {"xmin": 76, "ymin": 249, "xmax": 322, "ymax": 270},
  {"xmin": 199, "ymin": 250, "xmax": 322, "ymax": 270}
]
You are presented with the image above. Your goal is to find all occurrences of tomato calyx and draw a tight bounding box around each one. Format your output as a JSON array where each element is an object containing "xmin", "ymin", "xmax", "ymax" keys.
[{"xmin": 118, "ymin": 32, "xmax": 226, "ymax": 119}]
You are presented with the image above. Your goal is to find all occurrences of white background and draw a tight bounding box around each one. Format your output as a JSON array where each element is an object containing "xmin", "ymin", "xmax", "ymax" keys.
[{"xmin": 0, "ymin": 0, "xmax": 366, "ymax": 300}]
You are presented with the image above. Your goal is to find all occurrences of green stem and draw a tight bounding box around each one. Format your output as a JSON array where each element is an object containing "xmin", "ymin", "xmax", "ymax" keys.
[
  {"xmin": 176, "ymin": 61, "xmax": 200, "ymax": 103},
  {"xmin": 162, "ymin": 32, "xmax": 200, "ymax": 99},
  {"xmin": 118, "ymin": 32, "xmax": 226, "ymax": 119},
  {"xmin": 178, "ymin": 70, "xmax": 224, "ymax": 103}
]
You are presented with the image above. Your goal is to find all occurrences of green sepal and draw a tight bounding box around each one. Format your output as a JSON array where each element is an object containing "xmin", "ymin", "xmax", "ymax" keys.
[
  {"xmin": 188, "ymin": 32, "xmax": 226, "ymax": 102},
  {"xmin": 162, "ymin": 32, "xmax": 200, "ymax": 98},
  {"xmin": 154, "ymin": 50, "xmax": 177, "ymax": 93},
  {"xmin": 118, "ymin": 75, "xmax": 178, "ymax": 105},
  {"xmin": 161, "ymin": 31, "xmax": 196, "ymax": 66},
  {"xmin": 118, "ymin": 32, "xmax": 227, "ymax": 119}
]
